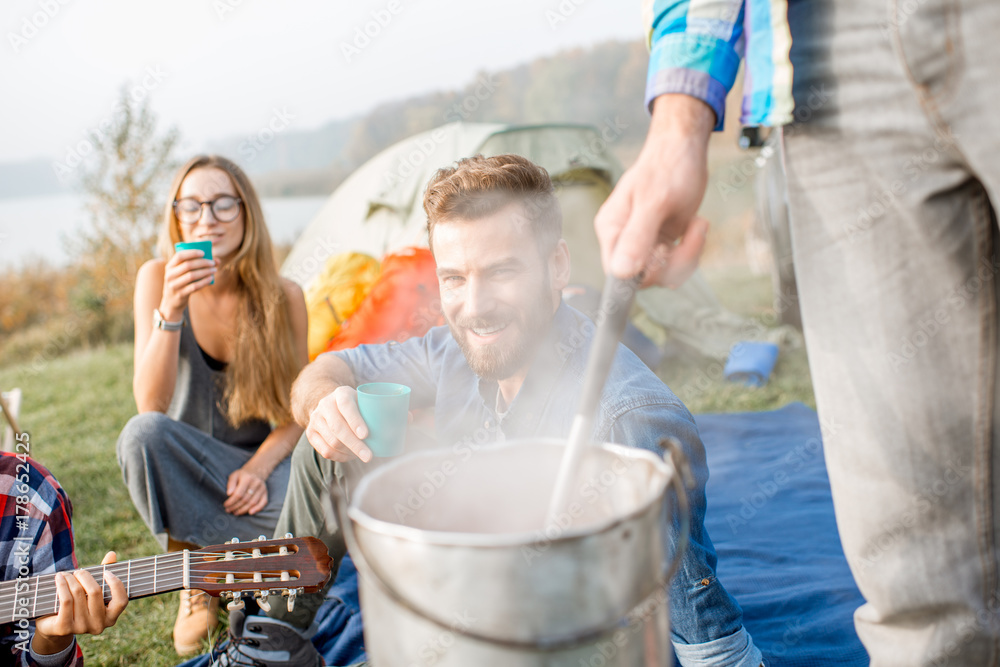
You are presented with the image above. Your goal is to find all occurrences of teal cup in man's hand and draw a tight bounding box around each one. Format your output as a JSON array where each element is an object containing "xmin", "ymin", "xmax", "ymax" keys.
[
  {"xmin": 175, "ymin": 240, "xmax": 214, "ymax": 284},
  {"xmin": 356, "ymin": 383, "xmax": 411, "ymax": 458}
]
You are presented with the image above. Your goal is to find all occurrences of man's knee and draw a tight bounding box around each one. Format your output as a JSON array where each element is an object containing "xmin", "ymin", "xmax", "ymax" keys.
[{"xmin": 290, "ymin": 433, "xmax": 336, "ymax": 487}]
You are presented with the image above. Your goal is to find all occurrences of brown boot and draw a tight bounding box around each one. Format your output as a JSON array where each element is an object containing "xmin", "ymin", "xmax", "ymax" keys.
[{"xmin": 173, "ymin": 588, "xmax": 219, "ymax": 656}]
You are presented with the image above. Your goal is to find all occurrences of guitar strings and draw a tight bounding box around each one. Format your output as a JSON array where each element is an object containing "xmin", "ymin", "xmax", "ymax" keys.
[
  {"xmin": 0, "ymin": 548, "xmax": 298, "ymax": 593},
  {"xmin": 0, "ymin": 551, "xmax": 305, "ymax": 619},
  {"xmin": 1, "ymin": 574, "xmax": 305, "ymax": 620}
]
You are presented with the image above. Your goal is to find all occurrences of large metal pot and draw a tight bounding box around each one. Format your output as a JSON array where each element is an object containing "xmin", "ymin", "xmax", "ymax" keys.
[{"xmin": 336, "ymin": 439, "xmax": 689, "ymax": 666}]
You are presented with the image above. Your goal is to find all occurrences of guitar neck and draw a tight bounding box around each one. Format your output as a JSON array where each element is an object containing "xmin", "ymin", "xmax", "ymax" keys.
[{"xmin": 0, "ymin": 551, "xmax": 186, "ymax": 624}]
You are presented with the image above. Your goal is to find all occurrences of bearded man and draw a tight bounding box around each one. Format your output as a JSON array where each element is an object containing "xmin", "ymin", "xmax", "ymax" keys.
[{"xmin": 213, "ymin": 154, "xmax": 762, "ymax": 667}]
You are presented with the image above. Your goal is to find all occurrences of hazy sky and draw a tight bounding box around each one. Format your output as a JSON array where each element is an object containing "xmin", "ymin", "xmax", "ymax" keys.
[{"xmin": 1, "ymin": 0, "xmax": 644, "ymax": 164}]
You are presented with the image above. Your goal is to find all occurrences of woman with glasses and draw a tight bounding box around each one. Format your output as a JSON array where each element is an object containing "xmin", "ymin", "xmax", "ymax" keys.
[{"xmin": 115, "ymin": 155, "xmax": 308, "ymax": 655}]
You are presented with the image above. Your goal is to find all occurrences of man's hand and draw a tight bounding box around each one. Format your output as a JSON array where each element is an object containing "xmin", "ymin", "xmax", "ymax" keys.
[
  {"xmin": 595, "ymin": 94, "xmax": 716, "ymax": 288},
  {"xmin": 224, "ymin": 467, "xmax": 268, "ymax": 516},
  {"xmin": 305, "ymin": 386, "xmax": 373, "ymax": 463},
  {"xmin": 32, "ymin": 552, "xmax": 128, "ymax": 656}
]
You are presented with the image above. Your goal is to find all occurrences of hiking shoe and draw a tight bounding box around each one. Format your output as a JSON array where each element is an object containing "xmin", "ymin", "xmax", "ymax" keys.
[
  {"xmin": 174, "ymin": 589, "xmax": 220, "ymax": 655},
  {"xmin": 208, "ymin": 609, "xmax": 324, "ymax": 666}
]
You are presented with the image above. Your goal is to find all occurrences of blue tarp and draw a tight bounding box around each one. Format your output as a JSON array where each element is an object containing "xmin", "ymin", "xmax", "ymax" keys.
[
  {"xmin": 180, "ymin": 402, "xmax": 867, "ymax": 666},
  {"xmin": 698, "ymin": 402, "xmax": 868, "ymax": 666}
]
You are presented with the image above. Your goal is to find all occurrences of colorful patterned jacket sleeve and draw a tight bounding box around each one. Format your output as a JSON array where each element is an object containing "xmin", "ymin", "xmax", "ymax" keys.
[
  {"xmin": 644, "ymin": 0, "xmax": 795, "ymax": 130},
  {"xmin": 0, "ymin": 452, "xmax": 83, "ymax": 667},
  {"xmin": 644, "ymin": 0, "xmax": 746, "ymax": 130}
]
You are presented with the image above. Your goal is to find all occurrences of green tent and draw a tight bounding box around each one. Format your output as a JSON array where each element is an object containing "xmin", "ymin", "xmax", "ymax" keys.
[{"xmin": 281, "ymin": 122, "xmax": 798, "ymax": 361}]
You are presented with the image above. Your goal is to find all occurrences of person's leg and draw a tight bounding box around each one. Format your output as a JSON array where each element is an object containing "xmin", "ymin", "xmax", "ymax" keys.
[
  {"xmin": 117, "ymin": 412, "xmax": 293, "ymax": 654},
  {"xmin": 782, "ymin": 0, "xmax": 1000, "ymax": 663},
  {"xmin": 116, "ymin": 412, "xmax": 290, "ymax": 549},
  {"xmin": 265, "ymin": 434, "xmax": 347, "ymax": 630}
]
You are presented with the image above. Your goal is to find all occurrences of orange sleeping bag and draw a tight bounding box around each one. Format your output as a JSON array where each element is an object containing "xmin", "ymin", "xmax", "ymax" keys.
[
  {"xmin": 325, "ymin": 247, "xmax": 445, "ymax": 351},
  {"xmin": 304, "ymin": 252, "xmax": 381, "ymax": 360}
]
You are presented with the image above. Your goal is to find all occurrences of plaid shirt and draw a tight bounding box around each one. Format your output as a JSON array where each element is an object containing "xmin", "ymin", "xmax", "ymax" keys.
[
  {"xmin": 644, "ymin": 0, "xmax": 794, "ymax": 130},
  {"xmin": 0, "ymin": 451, "xmax": 82, "ymax": 667}
]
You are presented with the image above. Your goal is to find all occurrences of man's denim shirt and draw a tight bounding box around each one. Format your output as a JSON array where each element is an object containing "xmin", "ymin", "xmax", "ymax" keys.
[{"xmin": 328, "ymin": 302, "xmax": 750, "ymax": 651}]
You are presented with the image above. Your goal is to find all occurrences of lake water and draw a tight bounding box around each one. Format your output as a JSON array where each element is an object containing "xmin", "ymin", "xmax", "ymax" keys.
[{"xmin": 0, "ymin": 194, "xmax": 328, "ymax": 271}]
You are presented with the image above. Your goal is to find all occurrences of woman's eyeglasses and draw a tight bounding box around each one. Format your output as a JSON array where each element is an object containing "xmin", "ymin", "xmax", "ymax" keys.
[{"xmin": 172, "ymin": 196, "xmax": 242, "ymax": 225}]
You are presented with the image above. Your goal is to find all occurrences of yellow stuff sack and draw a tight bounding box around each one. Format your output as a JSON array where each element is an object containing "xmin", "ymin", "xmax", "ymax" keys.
[{"xmin": 304, "ymin": 252, "xmax": 381, "ymax": 360}]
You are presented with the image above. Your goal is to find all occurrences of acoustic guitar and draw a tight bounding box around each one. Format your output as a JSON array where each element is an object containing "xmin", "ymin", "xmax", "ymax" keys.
[{"xmin": 0, "ymin": 536, "xmax": 331, "ymax": 624}]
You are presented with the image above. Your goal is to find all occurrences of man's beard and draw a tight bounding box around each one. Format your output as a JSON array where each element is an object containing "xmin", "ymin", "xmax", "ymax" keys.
[{"xmin": 448, "ymin": 285, "xmax": 554, "ymax": 382}]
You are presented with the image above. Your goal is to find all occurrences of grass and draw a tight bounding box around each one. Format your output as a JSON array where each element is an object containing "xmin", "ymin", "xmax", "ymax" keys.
[
  {"xmin": 0, "ymin": 344, "xmax": 183, "ymax": 665},
  {"xmin": 0, "ymin": 267, "xmax": 813, "ymax": 666},
  {"xmin": 657, "ymin": 268, "xmax": 815, "ymax": 414}
]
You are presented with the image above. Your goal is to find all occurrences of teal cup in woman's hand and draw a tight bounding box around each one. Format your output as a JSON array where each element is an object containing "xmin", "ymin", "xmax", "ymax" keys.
[
  {"xmin": 356, "ymin": 383, "xmax": 411, "ymax": 458},
  {"xmin": 175, "ymin": 240, "xmax": 213, "ymax": 284}
]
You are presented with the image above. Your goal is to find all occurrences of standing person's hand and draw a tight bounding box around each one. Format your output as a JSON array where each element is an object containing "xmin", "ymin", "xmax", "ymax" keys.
[
  {"xmin": 595, "ymin": 94, "xmax": 716, "ymax": 288},
  {"xmin": 158, "ymin": 249, "xmax": 218, "ymax": 319},
  {"xmin": 32, "ymin": 552, "xmax": 128, "ymax": 657}
]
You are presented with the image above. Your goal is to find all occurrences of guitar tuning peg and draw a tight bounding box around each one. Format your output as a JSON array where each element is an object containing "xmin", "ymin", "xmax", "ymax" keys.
[
  {"xmin": 286, "ymin": 589, "xmax": 296, "ymax": 612},
  {"xmin": 284, "ymin": 533, "xmax": 293, "ymax": 539},
  {"xmin": 257, "ymin": 535, "xmax": 267, "ymax": 541},
  {"xmin": 227, "ymin": 591, "xmax": 245, "ymax": 612},
  {"xmin": 255, "ymin": 592, "xmax": 271, "ymax": 613}
]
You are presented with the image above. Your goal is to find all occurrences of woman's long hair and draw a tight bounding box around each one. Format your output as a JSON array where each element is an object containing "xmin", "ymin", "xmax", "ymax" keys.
[{"xmin": 159, "ymin": 155, "xmax": 299, "ymax": 427}]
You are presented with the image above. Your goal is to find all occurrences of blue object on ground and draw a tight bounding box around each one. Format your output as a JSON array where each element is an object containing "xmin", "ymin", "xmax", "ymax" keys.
[
  {"xmin": 178, "ymin": 403, "xmax": 865, "ymax": 667},
  {"xmin": 724, "ymin": 341, "xmax": 780, "ymax": 387},
  {"xmin": 697, "ymin": 403, "xmax": 868, "ymax": 666}
]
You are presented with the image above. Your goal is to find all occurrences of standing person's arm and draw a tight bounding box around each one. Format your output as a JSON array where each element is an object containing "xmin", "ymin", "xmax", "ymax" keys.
[
  {"xmin": 225, "ymin": 280, "xmax": 309, "ymax": 516},
  {"xmin": 132, "ymin": 252, "xmax": 217, "ymax": 412},
  {"xmin": 596, "ymin": 0, "xmax": 745, "ymax": 286}
]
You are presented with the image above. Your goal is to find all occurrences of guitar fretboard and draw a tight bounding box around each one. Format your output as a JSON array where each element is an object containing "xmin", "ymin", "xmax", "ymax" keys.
[{"xmin": 0, "ymin": 551, "xmax": 188, "ymax": 624}]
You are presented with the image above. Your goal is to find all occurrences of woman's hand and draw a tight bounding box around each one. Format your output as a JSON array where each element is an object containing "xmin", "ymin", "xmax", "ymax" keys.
[
  {"xmin": 225, "ymin": 466, "xmax": 268, "ymax": 516},
  {"xmin": 32, "ymin": 552, "xmax": 128, "ymax": 656},
  {"xmin": 158, "ymin": 249, "xmax": 218, "ymax": 319}
]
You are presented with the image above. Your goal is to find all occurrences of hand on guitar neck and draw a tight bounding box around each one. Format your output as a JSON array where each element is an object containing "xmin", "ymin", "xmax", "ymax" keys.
[
  {"xmin": 2, "ymin": 536, "xmax": 330, "ymax": 659},
  {"xmin": 30, "ymin": 551, "xmax": 128, "ymax": 658}
]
